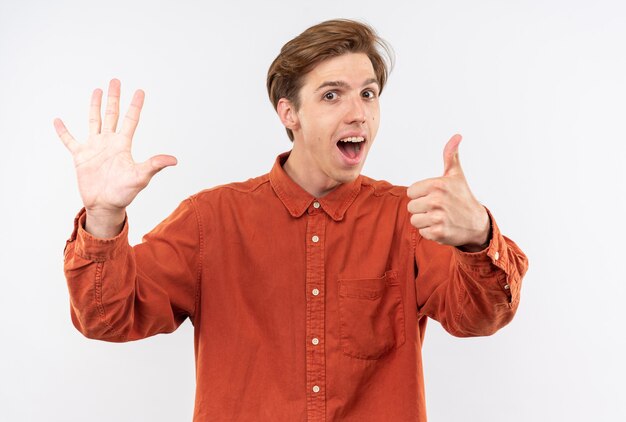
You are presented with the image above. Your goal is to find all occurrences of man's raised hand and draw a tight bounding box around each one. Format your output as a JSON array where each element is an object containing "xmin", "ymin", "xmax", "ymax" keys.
[
  {"xmin": 407, "ymin": 134, "xmax": 490, "ymax": 252},
  {"xmin": 54, "ymin": 79, "xmax": 177, "ymax": 238}
]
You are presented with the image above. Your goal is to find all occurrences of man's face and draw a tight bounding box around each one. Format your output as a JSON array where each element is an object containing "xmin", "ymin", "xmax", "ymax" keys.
[{"xmin": 287, "ymin": 53, "xmax": 380, "ymax": 191}]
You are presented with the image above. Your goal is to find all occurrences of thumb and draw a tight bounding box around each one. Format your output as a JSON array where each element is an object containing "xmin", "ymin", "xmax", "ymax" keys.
[
  {"xmin": 443, "ymin": 134, "xmax": 463, "ymax": 176},
  {"xmin": 139, "ymin": 154, "xmax": 178, "ymax": 179}
]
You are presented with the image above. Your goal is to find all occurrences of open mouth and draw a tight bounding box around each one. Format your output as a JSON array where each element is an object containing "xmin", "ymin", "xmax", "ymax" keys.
[{"xmin": 336, "ymin": 136, "xmax": 366, "ymax": 160}]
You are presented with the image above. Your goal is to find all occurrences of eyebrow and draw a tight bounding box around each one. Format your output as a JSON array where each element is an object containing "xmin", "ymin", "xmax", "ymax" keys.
[{"xmin": 314, "ymin": 78, "xmax": 379, "ymax": 92}]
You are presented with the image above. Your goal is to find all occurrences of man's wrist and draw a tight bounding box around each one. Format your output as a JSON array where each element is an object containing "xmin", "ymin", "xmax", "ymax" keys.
[
  {"xmin": 457, "ymin": 211, "xmax": 492, "ymax": 253},
  {"xmin": 84, "ymin": 208, "xmax": 126, "ymax": 239}
]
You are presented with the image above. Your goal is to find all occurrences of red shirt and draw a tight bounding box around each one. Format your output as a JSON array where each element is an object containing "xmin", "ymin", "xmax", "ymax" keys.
[{"xmin": 64, "ymin": 152, "xmax": 528, "ymax": 421}]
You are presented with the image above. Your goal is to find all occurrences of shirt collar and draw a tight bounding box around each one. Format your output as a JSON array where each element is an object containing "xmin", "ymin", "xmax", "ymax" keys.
[{"xmin": 269, "ymin": 151, "xmax": 362, "ymax": 222}]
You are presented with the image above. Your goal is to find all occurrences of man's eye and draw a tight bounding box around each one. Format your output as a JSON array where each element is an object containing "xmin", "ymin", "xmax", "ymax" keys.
[
  {"xmin": 362, "ymin": 89, "xmax": 377, "ymax": 99},
  {"xmin": 324, "ymin": 91, "xmax": 337, "ymax": 101}
]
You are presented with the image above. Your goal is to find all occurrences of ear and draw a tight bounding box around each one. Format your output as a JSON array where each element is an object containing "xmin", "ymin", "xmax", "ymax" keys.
[{"xmin": 277, "ymin": 98, "xmax": 300, "ymax": 131}]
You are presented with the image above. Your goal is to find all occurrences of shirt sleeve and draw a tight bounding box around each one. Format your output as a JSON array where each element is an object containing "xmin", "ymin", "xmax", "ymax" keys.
[
  {"xmin": 413, "ymin": 209, "xmax": 528, "ymax": 337},
  {"xmin": 63, "ymin": 198, "xmax": 202, "ymax": 342}
]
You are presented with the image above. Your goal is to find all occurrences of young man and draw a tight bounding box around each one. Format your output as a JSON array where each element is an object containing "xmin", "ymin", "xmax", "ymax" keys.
[{"xmin": 56, "ymin": 19, "xmax": 528, "ymax": 421}]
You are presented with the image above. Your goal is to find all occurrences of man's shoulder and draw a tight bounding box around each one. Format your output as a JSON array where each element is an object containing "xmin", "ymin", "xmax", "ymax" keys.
[
  {"xmin": 191, "ymin": 173, "xmax": 271, "ymax": 202},
  {"xmin": 360, "ymin": 175, "xmax": 407, "ymax": 199}
]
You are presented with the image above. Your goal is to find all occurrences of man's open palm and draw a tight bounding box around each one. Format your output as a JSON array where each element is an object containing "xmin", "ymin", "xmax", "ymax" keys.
[{"xmin": 54, "ymin": 79, "xmax": 177, "ymax": 217}]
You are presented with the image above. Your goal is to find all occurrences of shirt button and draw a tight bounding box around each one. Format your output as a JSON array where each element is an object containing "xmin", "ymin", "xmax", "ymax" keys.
[
  {"xmin": 504, "ymin": 284, "xmax": 510, "ymax": 290},
  {"xmin": 494, "ymin": 251, "xmax": 500, "ymax": 261},
  {"xmin": 312, "ymin": 288, "xmax": 320, "ymax": 296},
  {"xmin": 312, "ymin": 338, "xmax": 319, "ymax": 345},
  {"xmin": 312, "ymin": 235, "xmax": 320, "ymax": 243},
  {"xmin": 313, "ymin": 201, "xmax": 320, "ymax": 209},
  {"xmin": 312, "ymin": 385, "xmax": 320, "ymax": 393}
]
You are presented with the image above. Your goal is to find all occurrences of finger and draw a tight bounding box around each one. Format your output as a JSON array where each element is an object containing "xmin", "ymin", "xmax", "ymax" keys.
[
  {"xmin": 53, "ymin": 118, "xmax": 79, "ymax": 153},
  {"xmin": 102, "ymin": 79, "xmax": 121, "ymax": 133},
  {"xmin": 119, "ymin": 89, "xmax": 145, "ymax": 139},
  {"xmin": 137, "ymin": 154, "xmax": 178, "ymax": 180},
  {"xmin": 410, "ymin": 213, "xmax": 432, "ymax": 230},
  {"xmin": 407, "ymin": 197, "xmax": 430, "ymax": 215},
  {"xmin": 411, "ymin": 213, "xmax": 446, "ymax": 242},
  {"xmin": 407, "ymin": 177, "xmax": 442, "ymax": 199},
  {"xmin": 418, "ymin": 227, "xmax": 442, "ymax": 243},
  {"xmin": 443, "ymin": 133, "xmax": 463, "ymax": 177},
  {"xmin": 89, "ymin": 88, "xmax": 103, "ymax": 135}
]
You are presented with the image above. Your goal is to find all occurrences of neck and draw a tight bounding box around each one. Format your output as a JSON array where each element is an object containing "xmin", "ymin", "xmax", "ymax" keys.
[{"xmin": 283, "ymin": 146, "xmax": 340, "ymax": 198}]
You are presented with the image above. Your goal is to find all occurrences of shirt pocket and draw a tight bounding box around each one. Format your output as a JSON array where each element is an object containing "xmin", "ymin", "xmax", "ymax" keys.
[{"xmin": 338, "ymin": 270, "xmax": 406, "ymax": 360}]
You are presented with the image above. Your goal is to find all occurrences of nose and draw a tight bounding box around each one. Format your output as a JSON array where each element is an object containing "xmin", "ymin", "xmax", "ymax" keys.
[{"xmin": 344, "ymin": 95, "xmax": 367, "ymax": 125}]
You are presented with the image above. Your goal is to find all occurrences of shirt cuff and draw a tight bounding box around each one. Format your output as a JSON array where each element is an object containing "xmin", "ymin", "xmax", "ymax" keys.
[{"xmin": 65, "ymin": 208, "xmax": 130, "ymax": 262}]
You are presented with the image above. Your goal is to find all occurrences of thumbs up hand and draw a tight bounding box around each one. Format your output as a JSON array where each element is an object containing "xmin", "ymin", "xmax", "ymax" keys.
[{"xmin": 407, "ymin": 134, "xmax": 490, "ymax": 252}]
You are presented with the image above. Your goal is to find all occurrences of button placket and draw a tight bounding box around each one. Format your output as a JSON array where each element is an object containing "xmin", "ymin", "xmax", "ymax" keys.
[{"xmin": 305, "ymin": 206, "xmax": 326, "ymax": 419}]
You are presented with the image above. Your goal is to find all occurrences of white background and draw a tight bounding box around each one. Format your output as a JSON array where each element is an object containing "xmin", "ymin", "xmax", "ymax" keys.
[{"xmin": 1, "ymin": 0, "xmax": 625, "ymax": 421}]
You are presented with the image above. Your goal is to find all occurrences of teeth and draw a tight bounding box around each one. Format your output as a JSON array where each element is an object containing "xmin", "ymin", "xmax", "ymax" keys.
[{"xmin": 339, "ymin": 137, "xmax": 365, "ymax": 143}]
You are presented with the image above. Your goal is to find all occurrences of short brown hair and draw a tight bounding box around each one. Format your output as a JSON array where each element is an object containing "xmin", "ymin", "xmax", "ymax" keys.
[{"xmin": 267, "ymin": 19, "xmax": 394, "ymax": 141}]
